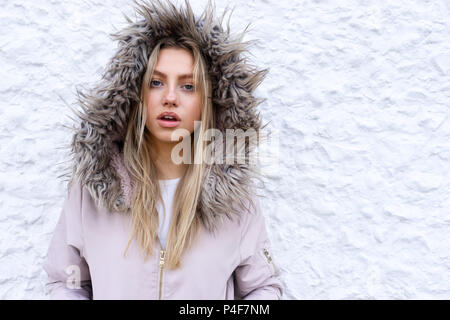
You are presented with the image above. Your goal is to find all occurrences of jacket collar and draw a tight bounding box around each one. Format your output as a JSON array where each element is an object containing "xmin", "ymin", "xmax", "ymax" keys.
[{"xmin": 63, "ymin": 0, "xmax": 267, "ymax": 233}]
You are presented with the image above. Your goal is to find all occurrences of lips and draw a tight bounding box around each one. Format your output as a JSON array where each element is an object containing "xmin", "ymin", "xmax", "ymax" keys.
[
  {"xmin": 157, "ymin": 111, "xmax": 181, "ymax": 121},
  {"xmin": 156, "ymin": 111, "xmax": 181, "ymax": 128}
]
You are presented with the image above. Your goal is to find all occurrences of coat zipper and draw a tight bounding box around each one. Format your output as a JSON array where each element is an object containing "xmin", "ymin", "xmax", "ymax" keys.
[
  {"xmin": 158, "ymin": 238, "xmax": 165, "ymax": 300},
  {"xmin": 263, "ymin": 248, "xmax": 278, "ymax": 274}
]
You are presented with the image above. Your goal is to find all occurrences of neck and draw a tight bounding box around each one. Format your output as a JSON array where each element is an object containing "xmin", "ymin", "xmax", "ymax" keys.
[{"xmin": 149, "ymin": 136, "xmax": 187, "ymax": 180}]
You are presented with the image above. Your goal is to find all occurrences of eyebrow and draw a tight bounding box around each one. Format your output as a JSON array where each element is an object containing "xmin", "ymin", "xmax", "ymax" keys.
[{"xmin": 152, "ymin": 69, "xmax": 193, "ymax": 79}]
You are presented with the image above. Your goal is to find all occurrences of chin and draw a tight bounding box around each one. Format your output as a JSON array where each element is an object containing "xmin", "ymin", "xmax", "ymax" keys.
[{"xmin": 154, "ymin": 131, "xmax": 191, "ymax": 143}]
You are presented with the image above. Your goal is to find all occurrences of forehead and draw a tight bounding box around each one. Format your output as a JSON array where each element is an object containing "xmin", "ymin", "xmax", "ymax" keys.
[{"xmin": 154, "ymin": 47, "xmax": 194, "ymax": 76}]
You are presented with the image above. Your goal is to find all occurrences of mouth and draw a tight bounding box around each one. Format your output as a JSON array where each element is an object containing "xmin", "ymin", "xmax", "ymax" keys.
[
  {"xmin": 157, "ymin": 112, "xmax": 181, "ymax": 121},
  {"xmin": 157, "ymin": 111, "xmax": 181, "ymax": 128}
]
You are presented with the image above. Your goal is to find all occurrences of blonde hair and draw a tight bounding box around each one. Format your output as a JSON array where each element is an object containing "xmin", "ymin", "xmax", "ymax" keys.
[{"xmin": 121, "ymin": 37, "xmax": 214, "ymax": 270}]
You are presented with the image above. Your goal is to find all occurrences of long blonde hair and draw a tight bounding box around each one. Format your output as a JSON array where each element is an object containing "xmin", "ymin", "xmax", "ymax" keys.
[{"xmin": 122, "ymin": 37, "xmax": 214, "ymax": 270}]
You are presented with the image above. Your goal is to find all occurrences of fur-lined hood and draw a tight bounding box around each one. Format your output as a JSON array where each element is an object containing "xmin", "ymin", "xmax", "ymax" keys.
[{"xmin": 61, "ymin": 0, "xmax": 268, "ymax": 233}]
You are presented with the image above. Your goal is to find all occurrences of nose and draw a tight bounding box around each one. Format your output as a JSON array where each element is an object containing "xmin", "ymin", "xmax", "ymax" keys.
[{"xmin": 163, "ymin": 85, "xmax": 178, "ymax": 107}]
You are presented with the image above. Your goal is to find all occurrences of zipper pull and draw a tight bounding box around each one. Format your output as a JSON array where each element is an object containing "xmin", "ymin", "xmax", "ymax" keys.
[
  {"xmin": 263, "ymin": 248, "xmax": 272, "ymax": 262},
  {"xmin": 160, "ymin": 250, "xmax": 165, "ymax": 267}
]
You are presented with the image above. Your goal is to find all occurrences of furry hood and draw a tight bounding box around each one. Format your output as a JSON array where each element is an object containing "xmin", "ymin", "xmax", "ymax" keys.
[{"xmin": 62, "ymin": 0, "xmax": 268, "ymax": 233}]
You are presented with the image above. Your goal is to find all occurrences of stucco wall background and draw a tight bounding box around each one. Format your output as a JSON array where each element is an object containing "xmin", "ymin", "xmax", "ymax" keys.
[{"xmin": 0, "ymin": 0, "xmax": 449, "ymax": 299}]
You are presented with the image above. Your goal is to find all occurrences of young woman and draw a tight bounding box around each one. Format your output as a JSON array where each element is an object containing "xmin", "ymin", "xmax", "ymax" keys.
[{"xmin": 43, "ymin": 0, "xmax": 284, "ymax": 299}]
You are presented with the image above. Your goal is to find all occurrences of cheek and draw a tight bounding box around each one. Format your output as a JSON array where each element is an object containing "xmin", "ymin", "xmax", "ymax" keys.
[
  {"xmin": 145, "ymin": 95, "xmax": 160, "ymax": 121},
  {"xmin": 188, "ymin": 95, "xmax": 202, "ymax": 120},
  {"xmin": 146, "ymin": 94, "xmax": 157, "ymax": 112},
  {"xmin": 181, "ymin": 97, "xmax": 202, "ymax": 134}
]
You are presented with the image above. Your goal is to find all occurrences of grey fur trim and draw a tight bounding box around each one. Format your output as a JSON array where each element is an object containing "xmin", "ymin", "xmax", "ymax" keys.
[{"xmin": 60, "ymin": 0, "xmax": 268, "ymax": 233}]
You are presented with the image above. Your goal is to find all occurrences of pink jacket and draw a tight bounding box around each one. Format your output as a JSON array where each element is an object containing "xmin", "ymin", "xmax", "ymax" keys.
[
  {"xmin": 43, "ymin": 164, "xmax": 284, "ymax": 299},
  {"xmin": 43, "ymin": 0, "xmax": 284, "ymax": 299}
]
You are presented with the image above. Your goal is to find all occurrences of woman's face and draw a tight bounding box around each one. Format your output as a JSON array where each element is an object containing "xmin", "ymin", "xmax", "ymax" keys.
[{"xmin": 145, "ymin": 47, "xmax": 202, "ymax": 145}]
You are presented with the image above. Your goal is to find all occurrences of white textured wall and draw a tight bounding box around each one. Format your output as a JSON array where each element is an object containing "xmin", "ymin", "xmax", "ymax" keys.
[{"xmin": 1, "ymin": 0, "xmax": 449, "ymax": 299}]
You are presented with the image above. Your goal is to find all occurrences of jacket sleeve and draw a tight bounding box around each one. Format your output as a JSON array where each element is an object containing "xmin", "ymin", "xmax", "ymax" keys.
[
  {"xmin": 233, "ymin": 196, "xmax": 284, "ymax": 300},
  {"xmin": 42, "ymin": 180, "xmax": 92, "ymax": 300}
]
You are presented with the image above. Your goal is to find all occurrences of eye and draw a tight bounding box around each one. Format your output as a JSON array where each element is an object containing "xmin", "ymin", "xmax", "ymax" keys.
[
  {"xmin": 184, "ymin": 84, "xmax": 194, "ymax": 91},
  {"xmin": 150, "ymin": 80, "xmax": 162, "ymax": 87}
]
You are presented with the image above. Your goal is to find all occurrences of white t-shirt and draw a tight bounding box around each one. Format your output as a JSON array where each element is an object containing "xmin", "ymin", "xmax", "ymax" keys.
[{"xmin": 157, "ymin": 177, "xmax": 181, "ymax": 250}]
